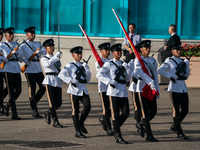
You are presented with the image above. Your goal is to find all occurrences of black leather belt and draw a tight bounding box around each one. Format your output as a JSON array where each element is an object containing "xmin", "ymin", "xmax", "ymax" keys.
[
  {"xmin": 46, "ymin": 72, "xmax": 58, "ymax": 75},
  {"xmin": 31, "ymin": 59, "xmax": 39, "ymax": 62},
  {"xmin": 9, "ymin": 58, "xmax": 18, "ymax": 61}
]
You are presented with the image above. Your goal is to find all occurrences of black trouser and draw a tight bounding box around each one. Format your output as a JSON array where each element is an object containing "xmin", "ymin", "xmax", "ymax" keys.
[
  {"xmin": 25, "ymin": 72, "xmax": 46, "ymax": 103},
  {"xmin": 110, "ymin": 96, "xmax": 129, "ymax": 137},
  {"xmin": 131, "ymin": 92, "xmax": 141, "ymax": 123},
  {"xmin": 139, "ymin": 93, "xmax": 157, "ymax": 137},
  {"xmin": 0, "ymin": 72, "xmax": 8, "ymax": 107},
  {"xmin": 125, "ymin": 51, "xmax": 135, "ymax": 63},
  {"xmin": 70, "ymin": 92, "xmax": 91, "ymax": 131},
  {"xmin": 161, "ymin": 50, "xmax": 172, "ymax": 63},
  {"xmin": 5, "ymin": 72, "xmax": 22, "ymax": 117},
  {"xmin": 169, "ymin": 92, "xmax": 189, "ymax": 134},
  {"xmin": 46, "ymin": 85, "xmax": 62, "ymax": 120},
  {"xmin": 99, "ymin": 92, "xmax": 112, "ymax": 130}
]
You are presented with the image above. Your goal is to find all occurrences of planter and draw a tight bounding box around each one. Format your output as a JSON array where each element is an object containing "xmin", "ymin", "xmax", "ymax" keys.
[{"xmin": 184, "ymin": 57, "xmax": 200, "ymax": 88}]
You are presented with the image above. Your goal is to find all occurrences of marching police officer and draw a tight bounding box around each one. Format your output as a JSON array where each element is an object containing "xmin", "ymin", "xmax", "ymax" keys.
[
  {"xmin": 0, "ymin": 27, "xmax": 8, "ymax": 114},
  {"xmin": 134, "ymin": 40, "xmax": 160, "ymax": 142},
  {"xmin": 58, "ymin": 46, "xmax": 91, "ymax": 138},
  {"xmin": 96, "ymin": 43, "xmax": 130, "ymax": 144},
  {"xmin": 20, "ymin": 26, "xmax": 46, "ymax": 118},
  {"xmin": 41, "ymin": 39, "xmax": 63, "ymax": 128},
  {"xmin": 0, "ymin": 27, "xmax": 25, "ymax": 119},
  {"xmin": 127, "ymin": 59, "xmax": 145, "ymax": 137},
  {"xmin": 95, "ymin": 42, "xmax": 113, "ymax": 136},
  {"xmin": 158, "ymin": 44, "xmax": 190, "ymax": 140}
]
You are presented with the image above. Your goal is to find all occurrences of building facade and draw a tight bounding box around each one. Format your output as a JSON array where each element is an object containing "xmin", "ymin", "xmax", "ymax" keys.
[{"xmin": 0, "ymin": 0, "xmax": 200, "ymax": 82}]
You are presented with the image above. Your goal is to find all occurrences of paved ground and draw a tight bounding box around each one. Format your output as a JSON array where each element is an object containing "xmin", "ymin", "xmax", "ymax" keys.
[{"xmin": 0, "ymin": 83, "xmax": 200, "ymax": 150}]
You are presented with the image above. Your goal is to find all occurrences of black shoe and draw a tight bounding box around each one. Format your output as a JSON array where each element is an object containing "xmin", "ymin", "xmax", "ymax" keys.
[
  {"xmin": 177, "ymin": 134, "xmax": 189, "ymax": 140},
  {"xmin": 136, "ymin": 123, "xmax": 145, "ymax": 137},
  {"xmin": 80, "ymin": 123, "xmax": 88, "ymax": 134},
  {"xmin": 75, "ymin": 131, "xmax": 86, "ymax": 138},
  {"xmin": 11, "ymin": 115, "xmax": 21, "ymax": 120},
  {"xmin": 107, "ymin": 129, "xmax": 114, "ymax": 136},
  {"xmin": 116, "ymin": 137, "xmax": 128, "ymax": 144},
  {"xmin": 53, "ymin": 120, "xmax": 63, "ymax": 128},
  {"xmin": 146, "ymin": 135, "xmax": 158, "ymax": 142},
  {"xmin": 3, "ymin": 103, "xmax": 10, "ymax": 116},
  {"xmin": 45, "ymin": 111, "xmax": 51, "ymax": 124},
  {"xmin": 99, "ymin": 117, "xmax": 107, "ymax": 131},
  {"xmin": 0, "ymin": 106, "xmax": 5, "ymax": 114},
  {"xmin": 33, "ymin": 112, "xmax": 43, "ymax": 118},
  {"xmin": 170, "ymin": 124, "xmax": 178, "ymax": 133}
]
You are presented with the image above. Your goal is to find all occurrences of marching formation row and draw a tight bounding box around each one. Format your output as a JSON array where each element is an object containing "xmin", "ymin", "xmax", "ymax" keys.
[{"xmin": 0, "ymin": 26, "xmax": 190, "ymax": 144}]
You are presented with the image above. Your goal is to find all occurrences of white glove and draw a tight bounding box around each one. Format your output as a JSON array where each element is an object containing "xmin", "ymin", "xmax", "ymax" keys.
[
  {"xmin": 55, "ymin": 52, "xmax": 61, "ymax": 58},
  {"xmin": 82, "ymin": 62, "xmax": 89, "ymax": 70},
  {"xmin": 12, "ymin": 51, "xmax": 18, "ymax": 55},
  {"xmin": 149, "ymin": 80, "xmax": 156, "ymax": 91},
  {"xmin": 36, "ymin": 50, "xmax": 41, "ymax": 54},
  {"xmin": 1, "ymin": 57, "xmax": 8, "ymax": 63},
  {"xmin": 184, "ymin": 59, "xmax": 189, "ymax": 66}
]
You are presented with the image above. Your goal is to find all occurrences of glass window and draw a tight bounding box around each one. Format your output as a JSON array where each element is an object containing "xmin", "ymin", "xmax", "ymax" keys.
[
  {"xmin": 85, "ymin": 0, "xmax": 128, "ymax": 37},
  {"xmin": 129, "ymin": 0, "xmax": 176, "ymax": 39},
  {"xmin": 9, "ymin": 0, "xmax": 41, "ymax": 34},
  {"xmin": 43, "ymin": 0, "xmax": 83, "ymax": 36},
  {"xmin": 181, "ymin": 0, "xmax": 200, "ymax": 38}
]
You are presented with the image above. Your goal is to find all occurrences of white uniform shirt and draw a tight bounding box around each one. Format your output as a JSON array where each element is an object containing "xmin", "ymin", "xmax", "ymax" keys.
[
  {"xmin": 20, "ymin": 40, "xmax": 46, "ymax": 73},
  {"xmin": 96, "ymin": 58, "xmax": 130, "ymax": 98},
  {"xmin": 0, "ymin": 40, "xmax": 24, "ymax": 73},
  {"xmin": 127, "ymin": 59, "xmax": 138, "ymax": 92},
  {"xmin": 41, "ymin": 54, "xmax": 62, "ymax": 88},
  {"xmin": 157, "ymin": 56, "xmax": 190, "ymax": 93},
  {"xmin": 0, "ymin": 42, "xmax": 4, "ymax": 73},
  {"xmin": 123, "ymin": 33, "xmax": 141, "ymax": 50},
  {"xmin": 58, "ymin": 60, "xmax": 91, "ymax": 96},
  {"xmin": 95, "ymin": 57, "xmax": 110, "ymax": 93},
  {"xmin": 135, "ymin": 55, "xmax": 160, "ymax": 94}
]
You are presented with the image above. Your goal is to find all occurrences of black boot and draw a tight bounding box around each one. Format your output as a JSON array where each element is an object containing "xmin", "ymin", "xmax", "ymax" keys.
[
  {"xmin": 173, "ymin": 117, "xmax": 189, "ymax": 140},
  {"xmin": 80, "ymin": 121, "xmax": 88, "ymax": 134},
  {"xmin": 45, "ymin": 108, "xmax": 51, "ymax": 124},
  {"xmin": 113, "ymin": 120, "xmax": 128, "ymax": 144},
  {"xmin": 29, "ymin": 98, "xmax": 42, "ymax": 118},
  {"xmin": 103, "ymin": 115, "xmax": 113, "ymax": 136},
  {"xmin": 99, "ymin": 117, "xmax": 107, "ymax": 131},
  {"xmin": 136, "ymin": 121, "xmax": 145, "ymax": 137},
  {"xmin": 143, "ymin": 118, "xmax": 158, "ymax": 142},
  {"xmin": 0, "ymin": 104, "xmax": 5, "ymax": 114},
  {"xmin": 3, "ymin": 102, "xmax": 10, "ymax": 116},
  {"xmin": 170, "ymin": 123, "xmax": 178, "ymax": 133},
  {"xmin": 51, "ymin": 107, "xmax": 63, "ymax": 128},
  {"xmin": 10, "ymin": 99, "xmax": 21, "ymax": 120},
  {"xmin": 72, "ymin": 116, "xmax": 86, "ymax": 138}
]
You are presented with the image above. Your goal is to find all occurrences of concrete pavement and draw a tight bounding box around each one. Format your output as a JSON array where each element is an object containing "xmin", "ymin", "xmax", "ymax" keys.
[{"xmin": 0, "ymin": 83, "xmax": 200, "ymax": 150}]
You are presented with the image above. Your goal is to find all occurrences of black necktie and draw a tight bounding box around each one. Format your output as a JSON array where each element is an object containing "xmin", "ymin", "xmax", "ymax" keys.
[{"xmin": 131, "ymin": 35, "xmax": 133, "ymax": 42}]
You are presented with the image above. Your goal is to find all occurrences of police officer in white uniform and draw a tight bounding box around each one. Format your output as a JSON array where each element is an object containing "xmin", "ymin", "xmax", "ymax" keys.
[
  {"xmin": 0, "ymin": 27, "xmax": 27, "ymax": 120},
  {"xmin": 58, "ymin": 46, "xmax": 91, "ymax": 138},
  {"xmin": 127, "ymin": 59, "xmax": 145, "ymax": 137},
  {"xmin": 20, "ymin": 26, "xmax": 46, "ymax": 118},
  {"xmin": 95, "ymin": 42, "xmax": 113, "ymax": 136},
  {"xmin": 158, "ymin": 44, "xmax": 190, "ymax": 140},
  {"xmin": 96, "ymin": 43, "xmax": 130, "ymax": 144},
  {"xmin": 41, "ymin": 39, "xmax": 63, "ymax": 128},
  {"xmin": 0, "ymin": 28, "xmax": 8, "ymax": 114},
  {"xmin": 134, "ymin": 40, "xmax": 160, "ymax": 142}
]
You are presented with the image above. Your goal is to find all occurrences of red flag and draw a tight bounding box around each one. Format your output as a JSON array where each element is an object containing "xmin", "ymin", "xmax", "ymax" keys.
[
  {"xmin": 79, "ymin": 24, "xmax": 104, "ymax": 67},
  {"xmin": 112, "ymin": 8, "xmax": 159, "ymax": 100}
]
